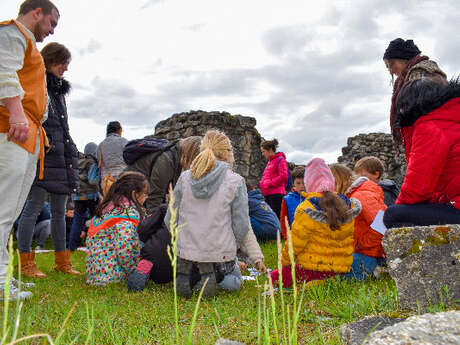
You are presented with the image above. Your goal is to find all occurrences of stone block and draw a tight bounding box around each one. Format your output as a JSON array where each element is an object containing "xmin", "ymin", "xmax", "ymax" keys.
[
  {"xmin": 362, "ymin": 311, "xmax": 460, "ymax": 345},
  {"xmin": 383, "ymin": 224, "xmax": 460, "ymax": 311},
  {"xmin": 340, "ymin": 316, "xmax": 404, "ymax": 345}
]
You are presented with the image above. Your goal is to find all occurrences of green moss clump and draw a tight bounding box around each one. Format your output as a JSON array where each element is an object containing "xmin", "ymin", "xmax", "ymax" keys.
[
  {"xmin": 426, "ymin": 227, "xmax": 451, "ymax": 245},
  {"xmin": 394, "ymin": 227, "xmax": 412, "ymax": 235},
  {"xmin": 408, "ymin": 239, "xmax": 423, "ymax": 255}
]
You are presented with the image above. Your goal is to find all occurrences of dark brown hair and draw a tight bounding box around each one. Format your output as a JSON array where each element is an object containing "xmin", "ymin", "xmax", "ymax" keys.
[
  {"xmin": 261, "ymin": 138, "xmax": 279, "ymax": 152},
  {"xmin": 95, "ymin": 172, "xmax": 148, "ymax": 219},
  {"xmin": 291, "ymin": 166, "xmax": 305, "ymax": 181},
  {"xmin": 40, "ymin": 42, "xmax": 70, "ymax": 70},
  {"xmin": 319, "ymin": 191, "xmax": 350, "ymax": 230},
  {"xmin": 19, "ymin": 0, "xmax": 59, "ymax": 16},
  {"xmin": 354, "ymin": 156, "xmax": 384, "ymax": 180}
]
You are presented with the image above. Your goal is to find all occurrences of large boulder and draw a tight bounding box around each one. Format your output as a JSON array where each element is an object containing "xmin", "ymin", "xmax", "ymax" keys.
[
  {"xmin": 382, "ymin": 224, "xmax": 460, "ymax": 311},
  {"xmin": 340, "ymin": 316, "xmax": 404, "ymax": 345},
  {"xmin": 362, "ymin": 311, "xmax": 460, "ymax": 345}
]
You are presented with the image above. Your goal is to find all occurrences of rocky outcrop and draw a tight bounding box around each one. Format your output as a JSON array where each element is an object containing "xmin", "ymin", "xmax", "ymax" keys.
[
  {"xmin": 362, "ymin": 311, "xmax": 460, "ymax": 345},
  {"xmin": 154, "ymin": 110, "xmax": 266, "ymax": 186},
  {"xmin": 382, "ymin": 224, "xmax": 460, "ymax": 311},
  {"xmin": 337, "ymin": 133, "xmax": 406, "ymax": 186},
  {"xmin": 340, "ymin": 316, "xmax": 404, "ymax": 345}
]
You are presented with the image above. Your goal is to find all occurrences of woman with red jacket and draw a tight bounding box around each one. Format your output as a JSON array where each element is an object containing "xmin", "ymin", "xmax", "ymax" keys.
[
  {"xmin": 259, "ymin": 139, "xmax": 289, "ymax": 219},
  {"xmin": 383, "ymin": 78, "xmax": 460, "ymax": 228}
]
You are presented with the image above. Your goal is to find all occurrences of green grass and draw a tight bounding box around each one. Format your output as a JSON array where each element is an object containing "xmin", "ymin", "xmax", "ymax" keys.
[{"xmin": 1, "ymin": 242, "xmax": 412, "ymax": 344}]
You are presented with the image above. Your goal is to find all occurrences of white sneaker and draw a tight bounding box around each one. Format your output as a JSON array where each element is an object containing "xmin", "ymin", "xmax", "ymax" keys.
[
  {"xmin": 0, "ymin": 282, "xmax": 33, "ymax": 301},
  {"xmin": 11, "ymin": 277, "xmax": 35, "ymax": 289}
]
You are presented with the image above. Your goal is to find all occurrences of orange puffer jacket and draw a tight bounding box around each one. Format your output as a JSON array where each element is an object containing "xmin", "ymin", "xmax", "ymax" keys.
[{"xmin": 347, "ymin": 178, "xmax": 387, "ymax": 258}]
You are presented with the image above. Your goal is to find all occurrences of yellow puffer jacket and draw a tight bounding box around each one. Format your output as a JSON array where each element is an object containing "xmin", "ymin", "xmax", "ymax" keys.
[{"xmin": 281, "ymin": 192, "xmax": 362, "ymax": 273}]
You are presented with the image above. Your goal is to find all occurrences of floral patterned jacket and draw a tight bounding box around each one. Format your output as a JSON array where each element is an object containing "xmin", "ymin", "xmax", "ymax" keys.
[{"xmin": 86, "ymin": 200, "xmax": 142, "ymax": 286}]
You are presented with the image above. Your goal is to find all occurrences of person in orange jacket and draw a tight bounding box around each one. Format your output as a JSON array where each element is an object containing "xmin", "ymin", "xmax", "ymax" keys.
[{"xmin": 330, "ymin": 164, "xmax": 387, "ymax": 280}]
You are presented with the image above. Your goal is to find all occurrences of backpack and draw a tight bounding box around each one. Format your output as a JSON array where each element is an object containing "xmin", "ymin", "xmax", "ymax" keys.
[
  {"xmin": 276, "ymin": 157, "xmax": 292, "ymax": 190},
  {"xmin": 87, "ymin": 162, "xmax": 101, "ymax": 185},
  {"xmin": 123, "ymin": 138, "xmax": 177, "ymax": 177}
]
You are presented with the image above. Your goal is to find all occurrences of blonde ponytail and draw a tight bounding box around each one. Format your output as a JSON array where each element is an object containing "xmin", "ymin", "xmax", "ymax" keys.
[{"xmin": 191, "ymin": 130, "xmax": 234, "ymax": 179}]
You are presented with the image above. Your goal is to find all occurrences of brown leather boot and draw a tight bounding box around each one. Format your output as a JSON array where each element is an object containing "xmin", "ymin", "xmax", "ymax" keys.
[
  {"xmin": 19, "ymin": 252, "xmax": 47, "ymax": 278},
  {"xmin": 54, "ymin": 250, "xmax": 80, "ymax": 275}
]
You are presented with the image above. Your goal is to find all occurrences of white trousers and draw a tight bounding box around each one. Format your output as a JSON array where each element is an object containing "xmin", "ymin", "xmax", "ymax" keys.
[{"xmin": 0, "ymin": 133, "xmax": 39, "ymax": 284}]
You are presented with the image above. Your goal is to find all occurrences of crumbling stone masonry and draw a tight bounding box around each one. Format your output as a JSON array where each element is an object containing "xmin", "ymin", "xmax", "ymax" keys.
[{"xmin": 154, "ymin": 110, "xmax": 266, "ymax": 186}]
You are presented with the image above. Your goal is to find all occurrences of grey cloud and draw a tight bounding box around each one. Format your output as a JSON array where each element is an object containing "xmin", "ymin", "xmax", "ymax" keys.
[
  {"xmin": 70, "ymin": 0, "xmax": 457, "ymax": 164},
  {"xmin": 141, "ymin": 0, "xmax": 164, "ymax": 9},
  {"xmin": 79, "ymin": 39, "xmax": 103, "ymax": 56},
  {"xmin": 68, "ymin": 78, "xmax": 186, "ymax": 129}
]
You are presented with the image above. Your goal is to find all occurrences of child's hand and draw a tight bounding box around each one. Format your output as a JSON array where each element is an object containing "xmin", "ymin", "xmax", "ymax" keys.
[
  {"xmin": 256, "ymin": 261, "xmax": 266, "ymax": 274},
  {"xmin": 80, "ymin": 231, "xmax": 86, "ymax": 239},
  {"xmin": 237, "ymin": 261, "xmax": 248, "ymax": 272}
]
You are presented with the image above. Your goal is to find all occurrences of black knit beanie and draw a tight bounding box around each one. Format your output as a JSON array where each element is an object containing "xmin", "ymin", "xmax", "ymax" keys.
[{"xmin": 383, "ymin": 38, "xmax": 421, "ymax": 60}]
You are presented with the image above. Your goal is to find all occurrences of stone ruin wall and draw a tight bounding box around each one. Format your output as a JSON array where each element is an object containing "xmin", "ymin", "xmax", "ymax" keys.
[
  {"xmin": 154, "ymin": 110, "xmax": 266, "ymax": 186},
  {"xmin": 337, "ymin": 133, "xmax": 407, "ymax": 186},
  {"xmin": 153, "ymin": 111, "xmax": 406, "ymax": 187}
]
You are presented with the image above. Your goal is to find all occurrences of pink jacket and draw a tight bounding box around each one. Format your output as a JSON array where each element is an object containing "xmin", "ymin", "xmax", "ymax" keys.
[{"xmin": 259, "ymin": 152, "xmax": 289, "ymax": 196}]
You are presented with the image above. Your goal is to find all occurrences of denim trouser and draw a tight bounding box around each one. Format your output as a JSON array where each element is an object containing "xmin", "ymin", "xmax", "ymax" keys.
[
  {"xmin": 383, "ymin": 203, "xmax": 460, "ymax": 228},
  {"xmin": 17, "ymin": 185, "xmax": 68, "ymax": 253},
  {"xmin": 34, "ymin": 220, "xmax": 51, "ymax": 247},
  {"xmin": 250, "ymin": 218, "xmax": 279, "ymax": 242},
  {"xmin": 218, "ymin": 261, "xmax": 243, "ymax": 291},
  {"xmin": 69, "ymin": 199, "xmax": 98, "ymax": 251},
  {"xmin": 343, "ymin": 252, "xmax": 385, "ymax": 280}
]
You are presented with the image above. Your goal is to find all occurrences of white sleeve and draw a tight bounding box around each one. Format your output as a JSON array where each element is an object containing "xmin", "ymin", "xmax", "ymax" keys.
[{"xmin": 0, "ymin": 25, "xmax": 27, "ymax": 105}]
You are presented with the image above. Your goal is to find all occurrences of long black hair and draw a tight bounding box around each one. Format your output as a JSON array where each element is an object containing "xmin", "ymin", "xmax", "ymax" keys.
[
  {"xmin": 395, "ymin": 77, "xmax": 460, "ymax": 128},
  {"xmin": 95, "ymin": 172, "xmax": 148, "ymax": 219}
]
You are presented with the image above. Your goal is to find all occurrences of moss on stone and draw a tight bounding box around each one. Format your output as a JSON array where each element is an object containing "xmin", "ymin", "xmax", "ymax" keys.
[
  {"xmin": 408, "ymin": 239, "xmax": 423, "ymax": 255},
  {"xmin": 393, "ymin": 227, "xmax": 412, "ymax": 236}
]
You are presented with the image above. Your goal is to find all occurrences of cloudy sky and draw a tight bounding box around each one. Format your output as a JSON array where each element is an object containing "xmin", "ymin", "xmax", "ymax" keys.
[{"xmin": 2, "ymin": 0, "xmax": 459, "ymax": 163}]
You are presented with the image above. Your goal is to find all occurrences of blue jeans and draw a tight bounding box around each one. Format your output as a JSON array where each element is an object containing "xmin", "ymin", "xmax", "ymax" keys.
[
  {"xmin": 17, "ymin": 186, "xmax": 68, "ymax": 253},
  {"xmin": 218, "ymin": 261, "xmax": 242, "ymax": 291},
  {"xmin": 383, "ymin": 203, "xmax": 460, "ymax": 228},
  {"xmin": 250, "ymin": 218, "xmax": 279, "ymax": 241},
  {"xmin": 69, "ymin": 200, "xmax": 97, "ymax": 251},
  {"xmin": 344, "ymin": 253, "xmax": 385, "ymax": 280}
]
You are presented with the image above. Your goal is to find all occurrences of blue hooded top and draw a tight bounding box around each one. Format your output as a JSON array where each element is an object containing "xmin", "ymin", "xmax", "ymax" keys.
[{"xmin": 248, "ymin": 189, "xmax": 280, "ymax": 233}]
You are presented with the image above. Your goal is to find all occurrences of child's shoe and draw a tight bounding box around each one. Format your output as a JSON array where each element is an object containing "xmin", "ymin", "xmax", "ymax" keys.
[
  {"xmin": 0, "ymin": 281, "xmax": 32, "ymax": 301},
  {"xmin": 127, "ymin": 260, "xmax": 153, "ymax": 292},
  {"xmin": 11, "ymin": 277, "xmax": 35, "ymax": 289}
]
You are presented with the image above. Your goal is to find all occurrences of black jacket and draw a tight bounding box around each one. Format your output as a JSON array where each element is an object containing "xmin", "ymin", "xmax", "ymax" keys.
[
  {"xmin": 137, "ymin": 205, "xmax": 173, "ymax": 284},
  {"xmin": 34, "ymin": 72, "xmax": 79, "ymax": 195}
]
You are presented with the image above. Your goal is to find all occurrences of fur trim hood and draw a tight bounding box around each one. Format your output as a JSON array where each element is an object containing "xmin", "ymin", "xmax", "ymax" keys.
[
  {"xmin": 46, "ymin": 72, "xmax": 71, "ymax": 95},
  {"xmin": 396, "ymin": 78, "xmax": 460, "ymax": 128}
]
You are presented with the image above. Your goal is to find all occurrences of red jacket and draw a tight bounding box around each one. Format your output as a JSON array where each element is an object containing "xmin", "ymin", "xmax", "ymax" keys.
[
  {"xmin": 259, "ymin": 152, "xmax": 289, "ymax": 196},
  {"xmin": 347, "ymin": 179, "xmax": 387, "ymax": 258},
  {"xmin": 397, "ymin": 98, "xmax": 460, "ymax": 210}
]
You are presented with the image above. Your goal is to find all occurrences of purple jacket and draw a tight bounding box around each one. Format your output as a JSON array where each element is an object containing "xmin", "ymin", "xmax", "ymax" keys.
[{"xmin": 259, "ymin": 152, "xmax": 289, "ymax": 196}]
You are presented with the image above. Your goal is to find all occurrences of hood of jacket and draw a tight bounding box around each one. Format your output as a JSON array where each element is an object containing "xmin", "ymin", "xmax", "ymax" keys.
[
  {"xmin": 190, "ymin": 160, "xmax": 230, "ymax": 199},
  {"xmin": 84, "ymin": 142, "xmax": 98, "ymax": 158},
  {"xmin": 269, "ymin": 151, "xmax": 286, "ymax": 162},
  {"xmin": 301, "ymin": 192, "xmax": 362, "ymax": 226},
  {"xmin": 46, "ymin": 72, "xmax": 71, "ymax": 95},
  {"xmin": 397, "ymin": 79, "xmax": 460, "ymax": 128}
]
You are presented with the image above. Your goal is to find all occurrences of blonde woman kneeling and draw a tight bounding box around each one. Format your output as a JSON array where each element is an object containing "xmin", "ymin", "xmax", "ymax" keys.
[{"xmin": 166, "ymin": 130, "xmax": 265, "ymax": 298}]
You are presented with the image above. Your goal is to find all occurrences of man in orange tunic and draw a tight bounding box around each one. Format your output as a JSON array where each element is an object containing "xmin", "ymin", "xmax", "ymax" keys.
[{"xmin": 0, "ymin": 0, "xmax": 59, "ymax": 300}]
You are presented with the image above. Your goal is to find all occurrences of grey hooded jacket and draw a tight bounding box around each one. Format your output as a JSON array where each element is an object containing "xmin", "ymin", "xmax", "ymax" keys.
[{"xmin": 165, "ymin": 160, "xmax": 250, "ymax": 263}]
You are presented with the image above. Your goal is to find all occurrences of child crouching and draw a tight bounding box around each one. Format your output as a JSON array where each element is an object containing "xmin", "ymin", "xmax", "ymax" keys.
[
  {"xmin": 166, "ymin": 130, "xmax": 265, "ymax": 298},
  {"xmin": 86, "ymin": 172, "xmax": 148, "ymax": 286},
  {"xmin": 270, "ymin": 158, "xmax": 361, "ymax": 288}
]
